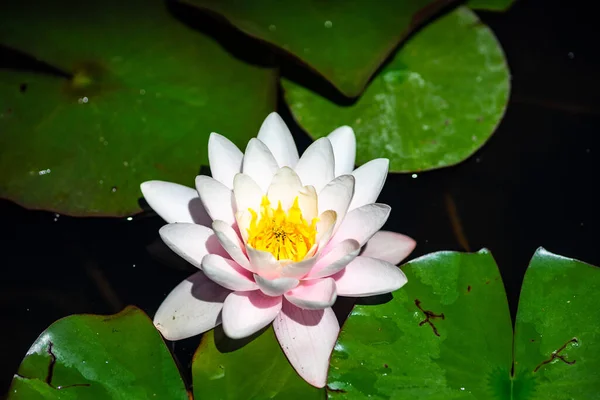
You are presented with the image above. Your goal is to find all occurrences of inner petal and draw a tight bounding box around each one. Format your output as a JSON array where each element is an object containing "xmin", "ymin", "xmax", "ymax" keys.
[{"xmin": 247, "ymin": 195, "xmax": 319, "ymax": 263}]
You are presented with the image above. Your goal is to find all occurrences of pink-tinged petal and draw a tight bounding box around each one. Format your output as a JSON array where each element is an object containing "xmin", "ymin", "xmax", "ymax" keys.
[
  {"xmin": 246, "ymin": 245, "xmax": 282, "ymax": 279},
  {"xmin": 307, "ymin": 239, "xmax": 360, "ymax": 279},
  {"xmin": 267, "ymin": 167, "xmax": 303, "ymax": 211},
  {"xmin": 222, "ymin": 290, "xmax": 282, "ymax": 339},
  {"xmin": 212, "ymin": 220, "xmax": 251, "ymax": 271},
  {"xmin": 318, "ymin": 175, "xmax": 354, "ymax": 234},
  {"xmin": 159, "ymin": 223, "xmax": 226, "ymax": 268},
  {"xmin": 195, "ymin": 176, "xmax": 236, "ymax": 225},
  {"xmin": 333, "ymin": 256, "xmax": 408, "ymax": 297},
  {"xmin": 361, "ymin": 231, "xmax": 416, "ymax": 265},
  {"xmin": 233, "ymin": 173, "xmax": 263, "ymax": 217},
  {"xmin": 327, "ymin": 126, "xmax": 356, "ymax": 177},
  {"xmin": 280, "ymin": 256, "xmax": 318, "ymax": 279},
  {"xmin": 285, "ymin": 278, "xmax": 337, "ymax": 310},
  {"xmin": 273, "ymin": 302, "xmax": 339, "ymax": 388},
  {"xmin": 242, "ymin": 138, "xmax": 279, "ymax": 192},
  {"xmin": 348, "ymin": 159, "xmax": 389, "ymax": 211},
  {"xmin": 202, "ymin": 254, "xmax": 258, "ymax": 291},
  {"xmin": 257, "ymin": 112, "xmax": 300, "ymax": 168},
  {"xmin": 208, "ymin": 133, "xmax": 243, "ymax": 189},
  {"xmin": 255, "ymin": 274, "xmax": 299, "ymax": 296},
  {"xmin": 294, "ymin": 138, "xmax": 335, "ymax": 192},
  {"xmin": 141, "ymin": 181, "xmax": 211, "ymax": 226},
  {"xmin": 153, "ymin": 271, "xmax": 229, "ymax": 340},
  {"xmin": 327, "ymin": 204, "xmax": 390, "ymax": 249}
]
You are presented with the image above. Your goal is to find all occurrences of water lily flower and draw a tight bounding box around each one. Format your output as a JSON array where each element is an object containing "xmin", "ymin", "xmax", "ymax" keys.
[{"xmin": 141, "ymin": 112, "xmax": 415, "ymax": 388}]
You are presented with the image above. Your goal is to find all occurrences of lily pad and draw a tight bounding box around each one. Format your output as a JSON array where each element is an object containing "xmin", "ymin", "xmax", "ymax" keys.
[
  {"xmin": 282, "ymin": 7, "xmax": 509, "ymax": 173},
  {"xmin": 181, "ymin": 0, "xmax": 458, "ymax": 97},
  {"xmin": 468, "ymin": 0, "xmax": 516, "ymax": 11},
  {"xmin": 192, "ymin": 326, "xmax": 324, "ymax": 399},
  {"xmin": 328, "ymin": 248, "xmax": 600, "ymax": 398},
  {"xmin": 0, "ymin": 0, "xmax": 276, "ymax": 216},
  {"xmin": 7, "ymin": 306, "xmax": 188, "ymax": 400}
]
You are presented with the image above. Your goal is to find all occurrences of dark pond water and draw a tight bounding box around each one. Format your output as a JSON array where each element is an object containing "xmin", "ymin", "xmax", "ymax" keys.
[{"xmin": 1, "ymin": 0, "xmax": 599, "ymax": 394}]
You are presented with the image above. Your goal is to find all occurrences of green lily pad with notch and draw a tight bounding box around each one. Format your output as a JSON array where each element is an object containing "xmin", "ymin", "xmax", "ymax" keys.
[
  {"xmin": 468, "ymin": 0, "xmax": 516, "ymax": 12},
  {"xmin": 7, "ymin": 306, "xmax": 188, "ymax": 400},
  {"xmin": 0, "ymin": 0, "xmax": 276, "ymax": 217},
  {"xmin": 181, "ymin": 0, "xmax": 458, "ymax": 98},
  {"xmin": 327, "ymin": 248, "xmax": 600, "ymax": 399},
  {"xmin": 282, "ymin": 7, "xmax": 509, "ymax": 173},
  {"xmin": 192, "ymin": 326, "xmax": 324, "ymax": 399}
]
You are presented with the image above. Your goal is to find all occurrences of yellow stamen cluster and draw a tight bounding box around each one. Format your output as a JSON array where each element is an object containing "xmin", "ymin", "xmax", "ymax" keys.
[{"xmin": 247, "ymin": 196, "xmax": 317, "ymax": 262}]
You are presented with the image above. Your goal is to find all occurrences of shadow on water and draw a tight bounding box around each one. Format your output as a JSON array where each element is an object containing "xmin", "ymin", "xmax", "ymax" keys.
[{"xmin": 1, "ymin": 0, "xmax": 600, "ymax": 393}]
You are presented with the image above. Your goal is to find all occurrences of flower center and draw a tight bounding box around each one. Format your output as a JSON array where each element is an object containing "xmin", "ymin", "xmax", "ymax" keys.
[{"xmin": 247, "ymin": 196, "xmax": 318, "ymax": 262}]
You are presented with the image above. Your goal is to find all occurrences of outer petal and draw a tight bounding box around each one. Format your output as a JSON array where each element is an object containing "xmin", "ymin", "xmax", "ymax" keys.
[
  {"xmin": 327, "ymin": 204, "xmax": 390, "ymax": 249},
  {"xmin": 318, "ymin": 175, "xmax": 354, "ymax": 234},
  {"xmin": 327, "ymin": 126, "xmax": 356, "ymax": 177},
  {"xmin": 208, "ymin": 133, "xmax": 243, "ymax": 189},
  {"xmin": 222, "ymin": 291, "xmax": 282, "ymax": 339},
  {"xmin": 294, "ymin": 138, "xmax": 335, "ymax": 193},
  {"xmin": 153, "ymin": 271, "xmax": 229, "ymax": 340},
  {"xmin": 348, "ymin": 159, "xmax": 389, "ymax": 211},
  {"xmin": 201, "ymin": 254, "xmax": 258, "ymax": 291},
  {"xmin": 284, "ymin": 278, "xmax": 337, "ymax": 310},
  {"xmin": 242, "ymin": 138, "xmax": 279, "ymax": 192},
  {"xmin": 246, "ymin": 245, "xmax": 282, "ymax": 279},
  {"xmin": 255, "ymin": 274, "xmax": 299, "ymax": 296},
  {"xmin": 361, "ymin": 231, "xmax": 416, "ymax": 265},
  {"xmin": 212, "ymin": 220, "xmax": 252, "ymax": 271},
  {"xmin": 257, "ymin": 112, "xmax": 300, "ymax": 168},
  {"xmin": 333, "ymin": 256, "xmax": 408, "ymax": 297},
  {"xmin": 307, "ymin": 239, "xmax": 360, "ymax": 279},
  {"xmin": 159, "ymin": 223, "xmax": 226, "ymax": 268},
  {"xmin": 273, "ymin": 302, "xmax": 339, "ymax": 388},
  {"xmin": 195, "ymin": 176, "xmax": 236, "ymax": 225},
  {"xmin": 141, "ymin": 181, "xmax": 211, "ymax": 226}
]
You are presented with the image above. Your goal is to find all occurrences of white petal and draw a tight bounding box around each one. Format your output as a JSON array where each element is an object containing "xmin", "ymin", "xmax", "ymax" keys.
[
  {"xmin": 294, "ymin": 138, "xmax": 335, "ymax": 192},
  {"xmin": 318, "ymin": 175, "xmax": 354, "ymax": 234},
  {"xmin": 222, "ymin": 291, "xmax": 282, "ymax": 339},
  {"xmin": 361, "ymin": 231, "xmax": 416, "ymax": 265},
  {"xmin": 141, "ymin": 181, "xmax": 211, "ymax": 225},
  {"xmin": 273, "ymin": 302, "xmax": 339, "ymax": 388},
  {"xmin": 195, "ymin": 176, "xmax": 236, "ymax": 225},
  {"xmin": 201, "ymin": 254, "xmax": 257, "ymax": 291},
  {"xmin": 242, "ymin": 138, "xmax": 279, "ymax": 192},
  {"xmin": 257, "ymin": 112, "xmax": 300, "ymax": 168},
  {"xmin": 348, "ymin": 159, "xmax": 389, "ymax": 211},
  {"xmin": 159, "ymin": 223, "xmax": 226, "ymax": 268},
  {"xmin": 246, "ymin": 245, "xmax": 282, "ymax": 279},
  {"xmin": 153, "ymin": 271, "xmax": 229, "ymax": 340},
  {"xmin": 208, "ymin": 133, "xmax": 243, "ymax": 189},
  {"xmin": 285, "ymin": 278, "xmax": 337, "ymax": 310},
  {"xmin": 280, "ymin": 256, "xmax": 318, "ymax": 279},
  {"xmin": 316, "ymin": 210, "xmax": 337, "ymax": 250},
  {"xmin": 267, "ymin": 167, "xmax": 303, "ymax": 211},
  {"xmin": 212, "ymin": 220, "xmax": 251, "ymax": 271},
  {"xmin": 306, "ymin": 239, "xmax": 360, "ymax": 279},
  {"xmin": 297, "ymin": 185, "xmax": 318, "ymax": 223},
  {"xmin": 233, "ymin": 173, "xmax": 263, "ymax": 217},
  {"xmin": 327, "ymin": 126, "xmax": 356, "ymax": 177},
  {"xmin": 255, "ymin": 274, "xmax": 299, "ymax": 296},
  {"xmin": 327, "ymin": 203, "xmax": 390, "ymax": 249},
  {"xmin": 333, "ymin": 256, "xmax": 408, "ymax": 297}
]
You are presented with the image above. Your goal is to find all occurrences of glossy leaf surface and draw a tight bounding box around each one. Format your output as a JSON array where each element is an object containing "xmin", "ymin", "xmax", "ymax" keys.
[
  {"xmin": 7, "ymin": 306, "xmax": 188, "ymax": 399},
  {"xmin": 283, "ymin": 7, "xmax": 509, "ymax": 173},
  {"xmin": 468, "ymin": 0, "xmax": 516, "ymax": 11},
  {"xmin": 182, "ymin": 0, "xmax": 457, "ymax": 97},
  {"xmin": 0, "ymin": 0, "xmax": 276, "ymax": 216},
  {"xmin": 193, "ymin": 326, "xmax": 324, "ymax": 399}
]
